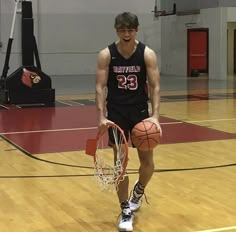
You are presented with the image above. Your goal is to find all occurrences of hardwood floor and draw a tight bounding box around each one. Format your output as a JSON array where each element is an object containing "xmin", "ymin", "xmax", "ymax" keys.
[{"xmin": 0, "ymin": 89, "xmax": 236, "ymax": 231}]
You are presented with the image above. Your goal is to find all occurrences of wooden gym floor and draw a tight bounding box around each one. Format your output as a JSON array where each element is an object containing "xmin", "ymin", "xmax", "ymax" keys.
[{"xmin": 0, "ymin": 76, "xmax": 236, "ymax": 232}]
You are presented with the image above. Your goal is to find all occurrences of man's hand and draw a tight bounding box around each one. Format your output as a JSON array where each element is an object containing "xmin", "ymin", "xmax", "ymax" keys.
[
  {"xmin": 98, "ymin": 118, "xmax": 114, "ymax": 136},
  {"xmin": 143, "ymin": 117, "xmax": 162, "ymax": 137}
]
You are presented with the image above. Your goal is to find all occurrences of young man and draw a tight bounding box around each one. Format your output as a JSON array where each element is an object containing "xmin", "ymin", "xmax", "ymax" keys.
[{"xmin": 95, "ymin": 12, "xmax": 162, "ymax": 231}]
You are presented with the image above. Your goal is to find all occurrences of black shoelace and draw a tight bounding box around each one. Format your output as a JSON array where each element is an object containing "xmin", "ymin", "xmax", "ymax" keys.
[{"xmin": 129, "ymin": 189, "xmax": 149, "ymax": 205}]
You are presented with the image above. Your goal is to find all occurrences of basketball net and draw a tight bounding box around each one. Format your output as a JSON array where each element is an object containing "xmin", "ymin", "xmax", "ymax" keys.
[
  {"xmin": 94, "ymin": 157, "xmax": 126, "ymax": 192},
  {"xmin": 86, "ymin": 123, "xmax": 129, "ymax": 192}
]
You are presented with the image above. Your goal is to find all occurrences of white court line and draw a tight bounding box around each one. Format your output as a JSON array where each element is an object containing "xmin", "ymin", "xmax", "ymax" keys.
[
  {"xmin": 161, "ymin": 121, "xmax": 183, "ymax": 125},
  {"xmin": 68, "ymin": 100, "xmax": 85, "ymax": 106},
  {"xmin": 187, "ymin": 118, "xmax": 236, "ymax": 123},
  {"xmin": 58, "ymin": 100, "xmax": 85, "ymax": 106},
  {"xmin": 0, "ymin": 104, "xmax": 10, "ymax": 109},
  {"xmin": 161, "ymin": 118, "xmax": 236, "ymax": 125},
  {"xmin": 56, "ymin": 100, "xmax": 73, "ymax": 106},
  {"xmin": 0, "ymin": 122, "xmax": 182, "ymax": 136},
  {"xmin": 0, "ymin": 127, "xmax": 97, "ymax": 135},
  {"xmin": 196, "ymin": 225, "xmax": 236, "ymax": 232},
  {"xmin": 1, "ymin": 118, "xmax": 235, "ymax": 136}
]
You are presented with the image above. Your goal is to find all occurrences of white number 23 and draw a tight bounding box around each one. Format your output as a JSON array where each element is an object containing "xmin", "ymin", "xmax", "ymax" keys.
[{"xmin": 116, "ymin": 74, "xmax": 138, "ymax": 90}]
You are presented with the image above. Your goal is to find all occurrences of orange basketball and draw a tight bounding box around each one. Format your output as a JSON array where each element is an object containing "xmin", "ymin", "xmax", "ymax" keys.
[{"xmin": 131, "ymin": 121, "xmax": 160, "ymax": 151}]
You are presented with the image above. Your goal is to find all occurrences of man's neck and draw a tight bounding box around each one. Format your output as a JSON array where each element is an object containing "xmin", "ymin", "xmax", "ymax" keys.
[{"xmin": 116, "ymin": 40, "xmax": 138, "ymax": 59}]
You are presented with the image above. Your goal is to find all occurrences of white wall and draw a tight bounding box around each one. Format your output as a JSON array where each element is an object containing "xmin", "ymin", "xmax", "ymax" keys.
[
  {"xmin": 1, "ymin": 0, "xmax": 236, "ymax": 80},
  {"xmin": 160, "ymin": 14, "xmax": 185, "ymax": 76},
  {"xmin": 202, "ymin": 8, "xmax": 227, "ymax": 80},
  {"xmin": 163, "ymin": 0, "xmax": 236, "ymax": 11},
  {"xmin": 227, "ymin": 7, "xmax": 236, "ymax": 21},
  {"xmin": 227, "ymin": 22, "xmax": 236, "ymax": 76},
  {"xmin": 227, "ymin": 9, "xmax": 236, "ymax": 76},
  {"xmin": 161, "ymin": 6, "xmax": 236, "ymax": 80},
  {"xmin": 0, "ymin": 0, "xmax": 161, "ymax": 76}
]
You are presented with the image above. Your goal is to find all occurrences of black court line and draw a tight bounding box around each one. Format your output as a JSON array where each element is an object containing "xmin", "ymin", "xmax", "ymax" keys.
[
  {"xmin": 15, "ymin": 101, "xmax": 70, "ymax": 108},
  {"xmin": 72, "ymin": 93, "xmax": 236, "ymax": 105},
  {"xmin": 0, "ymin": 162, "xmax": 235, "ymax": 179},
  {"xmin": 1, "ymin": 92, "xmax": 235, "ymax": 109}
]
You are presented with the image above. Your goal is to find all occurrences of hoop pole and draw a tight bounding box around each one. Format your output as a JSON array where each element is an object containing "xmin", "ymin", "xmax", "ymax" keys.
[
  {"xmin": 10, "ymin": 0, "xmax": 20, "ymax": 38},
  {"xmin": 154, "ymin": 0, "xmax": 158, "ymax": 18},
  {"xmin": 0, "ymin": 0, "xmax": 21, "ymax": 83}
]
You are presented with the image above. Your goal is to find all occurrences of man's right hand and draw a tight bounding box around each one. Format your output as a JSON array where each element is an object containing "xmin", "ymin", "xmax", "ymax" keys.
[{"xmin": 98, "ymin": 118, "xmax": 114, "ymax": 136}]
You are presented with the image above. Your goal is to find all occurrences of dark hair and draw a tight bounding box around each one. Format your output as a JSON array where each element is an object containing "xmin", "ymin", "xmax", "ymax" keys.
[{"xmin": 114, "ymin": 12, "xmax": 139, "ymax": 30}]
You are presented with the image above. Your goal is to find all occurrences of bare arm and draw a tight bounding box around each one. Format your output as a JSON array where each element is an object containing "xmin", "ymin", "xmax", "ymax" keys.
[
  {"xmin": 95, "ymin": 48, "xmax": 111, "ymax": 126},
  {"xmin": 144, "ymin": 46, "xmax": 162, "ymax": 135}
]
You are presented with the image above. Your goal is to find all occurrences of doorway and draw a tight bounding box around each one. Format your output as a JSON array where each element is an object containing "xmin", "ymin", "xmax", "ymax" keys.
[
  {"xmin": 234, "ymin": 29, "xmax": 236, "ymax": 73},
  {"xmin": 187, "ymin": 29, "xmax": 209, "ymax": 77}
]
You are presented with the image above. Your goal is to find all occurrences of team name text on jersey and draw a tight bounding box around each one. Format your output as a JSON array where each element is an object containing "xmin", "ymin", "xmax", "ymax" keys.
[{"xmin": 113, "ymin": 66, "xmax": 141, "ymax": 73}]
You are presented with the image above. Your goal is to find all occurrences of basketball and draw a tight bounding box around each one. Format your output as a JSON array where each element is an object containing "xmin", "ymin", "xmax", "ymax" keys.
[{"xmin": 131, "ymin": 121, "xmax": 160, "ymax": 151}]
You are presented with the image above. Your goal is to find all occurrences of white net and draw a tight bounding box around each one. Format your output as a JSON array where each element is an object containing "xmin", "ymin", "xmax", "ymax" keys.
[
  {"xmin": 94, "ymin": 158, "xmax": 126, "ymax": 192},
  {"xmin": 93, "ymin": 124, "xmax": 128, "ymax": 192}
]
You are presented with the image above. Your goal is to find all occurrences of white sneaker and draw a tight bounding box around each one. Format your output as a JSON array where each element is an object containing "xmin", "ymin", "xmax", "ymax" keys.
[
  {"xmin": 118, "ymin": 207, "xmax": 134, "ymax": 231},
  {"xmin": 129, "ymin": 181, "xmax": 144, "ymax": 212},
  {"xmin": 129, "ymin": 194, "xmax": 142, "ymax": 212}
]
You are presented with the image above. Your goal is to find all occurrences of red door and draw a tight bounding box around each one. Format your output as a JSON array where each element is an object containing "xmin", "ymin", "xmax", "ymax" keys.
[
  {"xmin": 187, "ymin": 29, "xmax": 208, "ymax": 77},
  {"xmin": 234, "ymin": 30, "xmax": 236, "ymax": 73}
]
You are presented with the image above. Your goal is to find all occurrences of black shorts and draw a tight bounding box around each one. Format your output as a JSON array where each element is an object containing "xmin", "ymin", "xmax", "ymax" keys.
[{"xmin": 107, "ymin": 103, "xmax": 149, "ymax": 144}]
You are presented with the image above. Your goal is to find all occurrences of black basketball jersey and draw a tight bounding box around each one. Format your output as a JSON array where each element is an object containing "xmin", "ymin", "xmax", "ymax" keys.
[{"xmin": 107, "ymin": 41, "xmax": 148, "ymax": 105}]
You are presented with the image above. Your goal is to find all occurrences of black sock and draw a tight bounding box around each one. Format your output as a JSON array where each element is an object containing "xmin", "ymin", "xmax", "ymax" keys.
[
  {"xmin": 120, "ymin": 200, "xmax": 129, "ymax": 209},
  {"xmin": 133, "ymin": 181, "xmax": 145, "ymax": 199},
  {"xmin": 135, "ymin": 181, "xmax": 145, "ymax": 193}
]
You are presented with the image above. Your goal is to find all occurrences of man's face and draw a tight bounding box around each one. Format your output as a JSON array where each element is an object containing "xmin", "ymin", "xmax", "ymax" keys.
[{"xmin": 116, "ymin": 28, "xmax": 137, "ymax": 42}]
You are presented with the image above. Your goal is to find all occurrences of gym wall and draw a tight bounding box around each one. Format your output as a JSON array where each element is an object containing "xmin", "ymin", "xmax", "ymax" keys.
[
  {"xmin": 0, "ymin": 0, "xmax": 161, "ymax": 76},
  {"xmin": 160, "ymin": 0, "xmax": 236, "ymax": 80}
]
